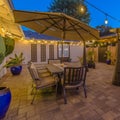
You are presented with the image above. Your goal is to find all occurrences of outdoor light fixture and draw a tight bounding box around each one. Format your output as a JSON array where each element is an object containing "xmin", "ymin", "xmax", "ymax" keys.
[
  {"xmin": 78, "ymin": 4, "xmax": 86, "ymax": 14},
  {"xmin": 105, "ymin": 14, "xmax": 108, "ymax": 25},
  {"xmin": 19, "ymin": 38, "xmax": 83, "ymax": 46}
]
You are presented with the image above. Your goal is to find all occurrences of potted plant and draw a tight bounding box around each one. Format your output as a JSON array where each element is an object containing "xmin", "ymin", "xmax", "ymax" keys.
[
  {"xmin": 87, "ymin": 49, "xmax": 95, "ymax": 69},
  {"xmin": 77, "ymin": 56, "xmax": 83, "ymax": 65},
  {"xmin": 0, "ymin": 87, "xmax": 11, "ymax": 119},
  {"xmin": 3, "ymin": 52, "xmax": 25, "ymax": 75},
  {"xmin": 105, "ymin": 50, "xmax": 111, "ymax": 65},
  {"xmin": 0, "ymin": 36, "xmax": 13, "ymax": 119}
]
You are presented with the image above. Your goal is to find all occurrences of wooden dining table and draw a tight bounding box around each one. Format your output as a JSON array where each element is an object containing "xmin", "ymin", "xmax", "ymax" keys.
[
  {"xmin": 47, "ymin": 64, "xmax": 64, "ymax": 95},
  {"xmin": 46, "ymin": 62, "xmax": 81, "ymax": 94}
]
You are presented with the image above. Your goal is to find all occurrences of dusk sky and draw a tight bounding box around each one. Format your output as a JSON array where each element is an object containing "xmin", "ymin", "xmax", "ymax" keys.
[{"xmin": 12, "ymin": 0, "xmax": 120, "ymax": 28}]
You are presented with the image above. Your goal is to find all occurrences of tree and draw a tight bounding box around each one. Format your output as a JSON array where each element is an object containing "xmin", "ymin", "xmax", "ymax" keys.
[{"xmin": 48, "ymin": 0, "xmax": 90, "ymax": 24}]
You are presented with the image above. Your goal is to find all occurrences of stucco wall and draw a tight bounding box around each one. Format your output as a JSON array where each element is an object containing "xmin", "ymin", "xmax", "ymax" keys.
[
  {"xmin": 8, "ymin": 40, "xmax": 117, "ymax": 65},
  {"xmin": 70, "ymin": 45, "xmax": 83, "ymax": 61},
  {"xmin": 9, "ymin": 40, "xmax": 84, "ymax": 64},
  {"xmin": 7, "ymin": 40, "xmax": 31, "ymax": 64}
]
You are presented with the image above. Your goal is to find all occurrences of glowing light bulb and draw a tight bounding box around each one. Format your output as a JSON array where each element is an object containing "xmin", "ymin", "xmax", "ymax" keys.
[{"xmin": 105, "ymin": 19, "xmax": 108, "ymax": 24}]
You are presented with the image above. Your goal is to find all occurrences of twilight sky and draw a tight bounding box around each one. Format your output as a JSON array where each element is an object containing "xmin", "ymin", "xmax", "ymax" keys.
[{"xmin": 12, "ymin": 0, "xmax": 120, "ymax": 28}]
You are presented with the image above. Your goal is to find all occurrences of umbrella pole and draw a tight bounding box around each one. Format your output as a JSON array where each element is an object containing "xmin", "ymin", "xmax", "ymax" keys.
[
  {"xmin": 61, "ymin": 40, "xmax": 63, "ymax": 63},
  {"xmin": 61, "ymin": 30, "xmax": 65, "ymax": 63},
  {"xmin": 83, "ymin": 40, "xmax": 88, "ymax": 69}
]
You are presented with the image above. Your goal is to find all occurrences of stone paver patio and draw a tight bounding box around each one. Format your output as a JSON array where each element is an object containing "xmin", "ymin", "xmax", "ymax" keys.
[{"xmin": 0, "ymin": 63, "xmax": 120, "ymax": 120}]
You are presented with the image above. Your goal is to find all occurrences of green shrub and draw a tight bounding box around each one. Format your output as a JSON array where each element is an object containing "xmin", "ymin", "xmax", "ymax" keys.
[
  {"xmin": 3, "ymin": 37, "xmax": 15, "ymax": 56},
  {"xmin": 0, "ymin": 36, "xmax": 6, "ymax": 64}
]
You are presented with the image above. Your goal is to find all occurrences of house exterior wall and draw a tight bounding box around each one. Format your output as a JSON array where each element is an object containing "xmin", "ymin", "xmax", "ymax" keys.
[
  {"xmin": 1, "ymin": 39, "xmax": 116, "ymax": 78},
  {"xmin": 8, "ymin": 40, "xmax": 84, "ymax": 64},
  {"xmin": 8, "ymin": 40, "xmax": 31, "ymax": 64},
  {"xmin": 70, "ymin": 45, "xmax": 83, "ymax": 61},
  {"xmin": 6, "ymin": 40, "xmax": 117, "ymax": 65}
]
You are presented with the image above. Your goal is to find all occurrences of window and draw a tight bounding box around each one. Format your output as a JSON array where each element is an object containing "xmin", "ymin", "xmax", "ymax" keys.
[
  {"xmin": 49, "ymin": 45, "xmax": 54, "ymax": 59},
  {"xmin": 31, "ymin": 44, "xmax": 37, "ymax": 62},
  {"xmin": 58, "ymin": 43, "xmax": 70, "ymax": 58},
  {"xmin": 41, "ymin": 44, "xmax": 46, "ymax": 62}
]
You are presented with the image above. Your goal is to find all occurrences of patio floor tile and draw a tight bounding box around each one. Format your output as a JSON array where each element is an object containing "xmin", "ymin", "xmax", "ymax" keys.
[{"xmin": 0, "ymin": 63, "xmax": 120, "ymax": 120}]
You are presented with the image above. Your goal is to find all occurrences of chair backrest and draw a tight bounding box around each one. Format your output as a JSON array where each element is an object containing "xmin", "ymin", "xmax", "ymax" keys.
[
  {"xmin": 48, "ymin": 59, "xmax": 61, "ymax": 64},
  {"xmin": 28, "ymin": 64, "xmax": 40, "ymax": 81},
  {"xmin": 63, "ymin": 66, "xmax": 87, "ymax": 86}
]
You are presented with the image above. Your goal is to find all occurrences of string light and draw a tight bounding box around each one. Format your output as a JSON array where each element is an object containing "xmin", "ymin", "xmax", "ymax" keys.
[
  {"xmin": 85, "ymin": 0, "xmax": 120, "ymax": 24},
  {"xmin": 105, "ymin": 14, "xmax": 108, "ymax": 25},
  {"xmin": 78, "ymin": 4, "xmax": 86, "ymax": 14},
  {"xmin": 18, "ymin": 38, "xmax": 85, "ymax": 46}
]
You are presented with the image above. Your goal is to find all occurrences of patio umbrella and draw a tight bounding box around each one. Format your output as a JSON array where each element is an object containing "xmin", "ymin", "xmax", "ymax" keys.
[{"xmin": 13, "ymin": 10, "xmax": 100, "ymax": 65}]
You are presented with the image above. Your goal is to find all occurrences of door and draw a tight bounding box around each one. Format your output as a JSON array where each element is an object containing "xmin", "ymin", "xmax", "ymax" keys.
[{"xmin": 98, "ymin": 47, "xmax": 107, "ymax": 63}]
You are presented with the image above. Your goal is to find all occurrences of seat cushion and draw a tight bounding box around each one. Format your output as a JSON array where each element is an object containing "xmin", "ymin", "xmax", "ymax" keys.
[
  {"xmin": 38, "ymin": 72, "xmax": 51, "ymax": 78},
  {"xmin": 36, "ymin": 76, "xmax": 56, "ymax": 88}
]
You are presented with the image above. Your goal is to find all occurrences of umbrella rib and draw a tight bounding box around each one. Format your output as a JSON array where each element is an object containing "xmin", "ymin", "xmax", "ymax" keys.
[
  {"xmin": 15, "ymin": 17, "xmax": 62, "ymax": 23},
  {"xmin": 67, "ymin": 20, "xmax": 85, "ymax": 41},
  {"xmin": 70, "ymin": 20, "xmax": 99, "ymax": 40},
  {"xmin": 46, "ymin": 15, "xmax": 64, "ymax": 30},
  {"xmin": 66, "ymin": 21, "xmax": 80, "ymax": 30},
  {"xmin": 40, "ymin": 18, "xmax": 63, "ymax": 33},
  {"xmin": 67, "ymin": 20, "xmax": 87, "ymax": 66},
  {"xmin": 40, "ymin": 15, "xmax": 66, "ymax": 33}
]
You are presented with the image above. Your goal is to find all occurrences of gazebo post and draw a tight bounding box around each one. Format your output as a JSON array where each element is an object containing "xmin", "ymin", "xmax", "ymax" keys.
[{"xmin": 112, "ymin": 28, "xmax": 120, "ymax": 86}]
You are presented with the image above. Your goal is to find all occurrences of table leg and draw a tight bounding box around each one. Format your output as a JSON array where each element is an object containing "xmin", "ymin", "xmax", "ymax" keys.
[{"xmin": 57, "ymin": 73, "xmax": 63, "ymax": 95}]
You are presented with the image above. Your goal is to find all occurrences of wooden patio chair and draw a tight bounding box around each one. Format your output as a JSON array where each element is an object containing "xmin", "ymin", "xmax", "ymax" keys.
[
  {"xmin": 63, "ymin": 66, "xmax": 87, "ymax": 104},
  {"xmin": 48, "ymin": 59, "xmax": 61, "ymax": 64},
  {"xmin": 27, "ymin": 65, "xmax": 58, "ymax": 104},
  {"xmin": 28, "ymin": 61, "xmax": 51, "ymax": 78}
]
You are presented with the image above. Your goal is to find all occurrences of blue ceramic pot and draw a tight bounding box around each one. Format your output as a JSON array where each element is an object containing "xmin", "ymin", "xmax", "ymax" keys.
[
  {"xmin": 106, "ymin": 59, "xmax": 111, "ymax": 65},
  {"xmin": 0, "ymin": 87, "xmax": 11, "ymax": 119},
  {"xmin": 10, "ymin": 65, "xmax": 22, "ymax": 75}
]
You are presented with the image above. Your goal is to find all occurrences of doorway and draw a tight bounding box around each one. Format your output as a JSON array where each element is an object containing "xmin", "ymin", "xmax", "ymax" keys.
[{"xmin": 98, "ymin": 47, "xmax": 107, "ymax": 63}]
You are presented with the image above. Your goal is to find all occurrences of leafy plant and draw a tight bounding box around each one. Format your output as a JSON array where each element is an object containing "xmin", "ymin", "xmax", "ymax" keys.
[
  {"xmin": 87, "ymin": 50, "xmax": 95, "ymax": 62},
  {"xmin": 87, "ymin": 48, "xmax": 96, "ymax": 68},
  {"xmin": 0, "ymin": 52, "xmax": 5, "ymax": 65},
  {"xmin": 3, "ymin": 52, "xmax": 25, "ymax": 68},
  {"xmin": 3, "ymin": 37, "xmax": 15, "ymax": 56},
  {"xmin": 77, "ymin": 56, "xmax": 83, "ymax": 65},
  {"xmin": 0, "ymin": 36, "xmax": 6, "ymax": 64},
  {"xmin": 104, "ymin": 50, "xmax": 111, "ymax": 60}
]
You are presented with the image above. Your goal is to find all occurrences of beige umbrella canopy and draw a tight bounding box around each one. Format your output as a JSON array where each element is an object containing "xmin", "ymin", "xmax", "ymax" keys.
[
  {"xmin": 13, "ymin": 10, "xmax": 100, "ymax": 64},
  {"xmin": 13, "ymin": 10, "xmax": 99, "ymax": 41}
]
